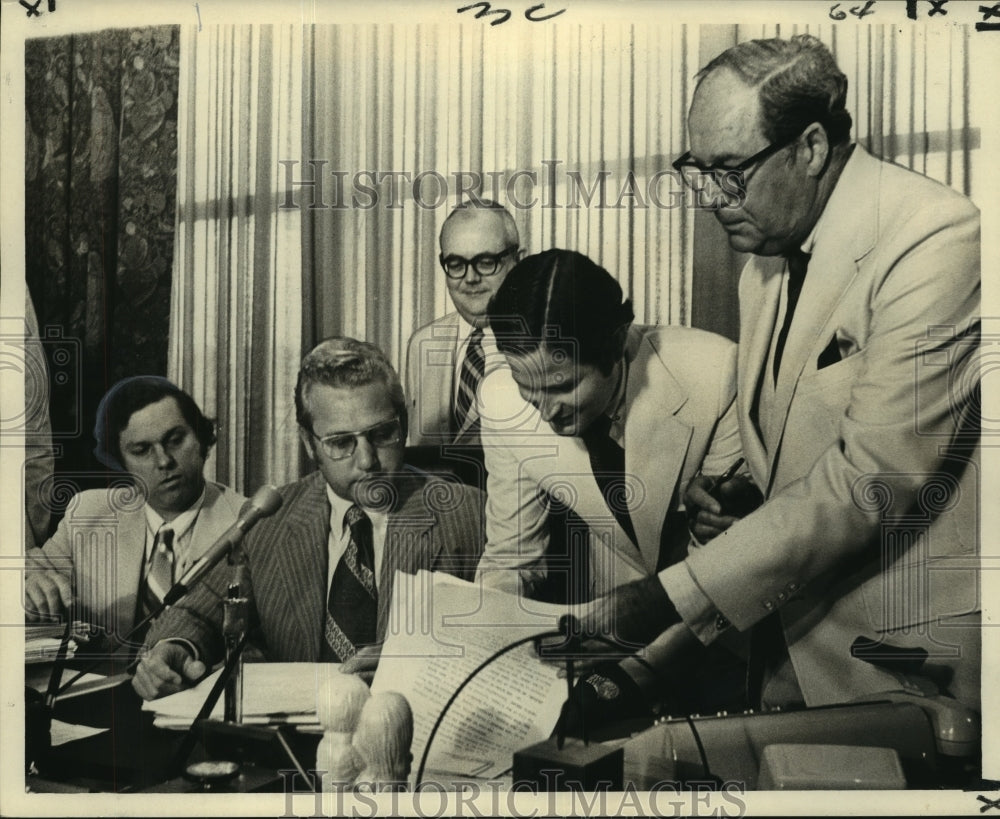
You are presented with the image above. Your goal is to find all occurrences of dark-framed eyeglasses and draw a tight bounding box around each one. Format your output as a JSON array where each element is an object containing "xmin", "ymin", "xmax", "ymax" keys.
[
  {"xmin": 311, "ymin": 416, "xmax": 402, "ymax": 461},
  {"xmin": 439, "ymin": 245, "xmax": 519, "ymax": 279},
  {"xmin": 671, "ymin": 129, "xmax": 805, "ymax": 189}
]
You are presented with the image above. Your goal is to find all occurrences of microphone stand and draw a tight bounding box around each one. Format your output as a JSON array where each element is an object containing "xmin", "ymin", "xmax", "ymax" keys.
[{"xmin": 222, "ymin": 546, "xmax": 249, "ymax": 723}]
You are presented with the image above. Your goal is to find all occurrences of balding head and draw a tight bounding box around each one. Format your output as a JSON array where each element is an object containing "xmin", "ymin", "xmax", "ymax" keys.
[{"xmin": 438, "ymin": 200, "xmax": 522, "ymax": 328}]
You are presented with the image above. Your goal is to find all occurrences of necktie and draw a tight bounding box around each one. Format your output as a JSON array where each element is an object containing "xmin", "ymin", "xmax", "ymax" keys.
[
  {"xmin": 772, "ymin": 249, "xmax": 810, "ymax": 384},
  {"xmin": 581, "ymin": 414, "xmax": 638, "ymax": 548},
  {"xmin": 454, "ymin": 328, "xmax": 485, "ymax": 436},
  {"xmin": 323, "ymin": 506, "xmax": 377, "ymax": 662},
  {"xmin": 141, "ymin": 527, "xmax": 175, "ymax": 618}
]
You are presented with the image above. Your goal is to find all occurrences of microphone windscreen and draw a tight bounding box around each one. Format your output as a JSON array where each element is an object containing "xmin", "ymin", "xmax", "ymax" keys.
[{"xmin": 239, "ymin": 485, "xmax": 283, "ymax": 522}]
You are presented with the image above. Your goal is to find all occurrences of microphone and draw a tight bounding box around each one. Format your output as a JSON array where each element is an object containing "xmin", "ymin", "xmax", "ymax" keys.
[{"xmin": 161, "ymin": 486, "xmax": 282, "ymax": 606}]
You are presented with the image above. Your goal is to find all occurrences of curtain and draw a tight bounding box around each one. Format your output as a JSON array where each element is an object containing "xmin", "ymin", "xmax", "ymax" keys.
[
  {"xmin": 170, "ymin": 22, "xmax": 979, "ymax": 491},
  {"xmin": 169, "ymin": 25, "xmax": 305, "ymax": 493},
  {"xmin": 24, "ymin": 27, "xmax": 180, "ymax": 495}
]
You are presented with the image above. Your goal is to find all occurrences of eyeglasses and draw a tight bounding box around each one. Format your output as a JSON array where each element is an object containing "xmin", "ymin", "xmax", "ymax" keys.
[
  {"xmin": 672, "ymin": 130, "xmax": 805, "ymax": 189},
  {"xmin": 311, "ymin": 416, "xmax": 402, "ymax": 461},
  {"xmin": 439, "ymin": 245, "xmax": 519, "ymax": 280}
]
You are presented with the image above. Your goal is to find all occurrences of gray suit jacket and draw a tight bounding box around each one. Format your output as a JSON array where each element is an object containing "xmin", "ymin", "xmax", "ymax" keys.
[
  {"xmin": 26, "ymin": 480, "xmax": 246, "ymax": 642},
  {"xmin": 145, "ymin": 468, "xmax": 485, "ymax": 665},
  {"xmin": 669, "ymin": 146, "xmax": 981, "ymax": 709}
]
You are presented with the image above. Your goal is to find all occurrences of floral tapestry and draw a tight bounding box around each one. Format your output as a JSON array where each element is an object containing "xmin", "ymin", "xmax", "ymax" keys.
[{"xmin": 24, "ymin": 26, "xmax": 180, "ymax": 488}]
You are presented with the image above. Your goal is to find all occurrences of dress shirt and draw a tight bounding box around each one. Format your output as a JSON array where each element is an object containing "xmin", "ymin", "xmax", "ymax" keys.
[{"xmin": 142, "ymin": 486, "xmax": 207, "ymax": 581}]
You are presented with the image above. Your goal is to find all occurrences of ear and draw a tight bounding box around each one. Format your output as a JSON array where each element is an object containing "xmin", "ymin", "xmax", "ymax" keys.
[
  {"xmin": 610, "ymin": 321, "xmax": 631, "ymax": 359},
  {"xmin": 801, "ymin": 122, "xmax": 830, "ymax": 178},
  {"xmin": 298, "ymin": 426, "xmax": 317, "ymax": 461}
]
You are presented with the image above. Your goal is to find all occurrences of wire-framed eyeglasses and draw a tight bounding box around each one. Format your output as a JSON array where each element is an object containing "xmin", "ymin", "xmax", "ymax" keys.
[{"xmin": 311, "ymin": 416, "xmax": 402, "ymax": 461}]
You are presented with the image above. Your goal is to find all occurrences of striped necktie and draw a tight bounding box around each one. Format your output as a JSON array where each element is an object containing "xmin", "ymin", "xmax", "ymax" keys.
[
  {"xmin": 454, "ymin": 328, "xmax": 485, "ymax": 436},
  {"xmin": 141, "ymin": 527, "xmax": 175, "ymax": 617},
  {"xmin": 323, "ymin": 505, "xmax": 377, "ymax": 662}
]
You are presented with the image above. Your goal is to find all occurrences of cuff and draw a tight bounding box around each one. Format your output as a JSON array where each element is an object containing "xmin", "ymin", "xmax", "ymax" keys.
[
  {"xmin": 158, "ymin": 637, "xmax": 201, "ymax": 663},
  {"xmin": 658, "ymin": 562, "xmax": 730, "ymax": 646}
]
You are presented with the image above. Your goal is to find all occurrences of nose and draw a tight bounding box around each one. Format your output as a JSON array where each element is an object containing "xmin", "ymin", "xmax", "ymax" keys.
[
  {"xmin": 463, "ymin": 266, "xmax": 482, "ymax": 285},
  {"xmin": 538, "ymin": 397, "xmax": 560, "ymax": 424},
  {"xmin": 153, "ymin": 444, "xmax": 175, "ymax": 470},
  {"xmin": 353, "ymin": 435, "xmax": 379, "ymax": 471}
]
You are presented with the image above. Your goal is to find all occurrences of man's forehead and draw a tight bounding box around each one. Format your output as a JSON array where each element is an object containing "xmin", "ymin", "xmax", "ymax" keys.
[
  {"xmin": 306, "ymin": 380, "xmax": 393, "ymax": 423},
  {"xmin": 440, "ymin": 209, "xmax": 508, "ymax": 251},
  {"xmin": 689, "ymin": 69, "xmax": 764, "ymax": 160}
]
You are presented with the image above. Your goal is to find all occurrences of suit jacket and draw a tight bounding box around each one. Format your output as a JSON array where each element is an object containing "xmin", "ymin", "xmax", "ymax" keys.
[
  {"xmin": 477, "ymin": 325, "xmax": 742, "ymax": 602},
  {"xmin": 145, "ymin": 468, "xmax": 485, "ymax": 664},
  {"xmin": 668, "ymin": 146, "xmax": 981, "ymax": 709},
  {"xmin": 26, "ymin": 481, "xmax": 246, "ymax": 642},
  {"xmin": 405, "ymin": 312, "xmax": 499, "ymax": 445}
]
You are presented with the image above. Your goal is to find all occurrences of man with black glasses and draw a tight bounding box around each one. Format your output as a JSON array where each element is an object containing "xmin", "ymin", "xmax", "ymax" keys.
[
  {"xmin": 405, "ymin": 199, "xmax": 523, "ymax": 446},
  {"xmin": 133, "ymin": 338, "xmax": 485, "ymax": 699},
  {"xmin": 589, "ymin": 34, "xmax": 980, "ymax": 713}
]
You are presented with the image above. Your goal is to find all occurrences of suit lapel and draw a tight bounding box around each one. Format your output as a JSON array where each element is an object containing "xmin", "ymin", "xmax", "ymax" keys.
[
  {"xmin": 624, "ymin": 328, "xmax": 693, "ymax": 573},
  {"xmin": 113, "ymin": 507, "xmax": 147, "ymax": 639},
  {"xmin": 763, "ymin": 147, "xmax": 878, "ymax": 484},
  {"xmin": 738, "ymin": 257, "xmax": 784, "ymax": 485},
  {"xmin": 273, "ymin": 473, "xmax": 330, "ymax": 659},
  {"xmin": 424, "ymin": 315, "xmax": 461, "ymax": 439}
]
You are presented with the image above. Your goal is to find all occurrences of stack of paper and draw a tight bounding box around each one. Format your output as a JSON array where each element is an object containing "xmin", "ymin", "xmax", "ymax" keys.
[
  {"xmin": 25, "ymin": 624, "xmax": 76, "ymax": 664},
  {"xmin": 371, "ymin": 570, "xmax": 570, "ymax": 781},
  {"xmin": 142, "ymin": 662, "xmax": 340, "ymax": 730}
]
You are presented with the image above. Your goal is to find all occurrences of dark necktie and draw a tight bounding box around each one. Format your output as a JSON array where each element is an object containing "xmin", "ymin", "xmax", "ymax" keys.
[
  {"xmin": 581, "ymin": 414, "xmax": 638, "ymax": 548},
  {"xmin": 141, "ymin": 527, "xmax": 175, "ymax": 618},
  {"xmin": 323, "ymin": 506, "xmax": 377, "ymax": 662},
  {"xmin": 454, "ymin": 328, "xmax": 485, "ymax": 436},
  {"xmin": 772, "ymin": 249, "xmax": 810, "ymax": 383}
]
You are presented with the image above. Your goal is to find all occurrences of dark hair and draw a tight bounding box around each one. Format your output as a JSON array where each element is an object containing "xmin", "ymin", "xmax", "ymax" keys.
[
  {"xmin": 697, "ymin": 34, "xmax": 852, "ymax": 147},
  {"xmin": 295, "ymin": 337, "xmax": 408, "ymax": 436},
  {"xmin": 93, "ymin": 376, "xmax": 216, "ymax": 471},
  {"xmin": 487, "ymin": 249, "xmax": 635, "ymax": 375}
]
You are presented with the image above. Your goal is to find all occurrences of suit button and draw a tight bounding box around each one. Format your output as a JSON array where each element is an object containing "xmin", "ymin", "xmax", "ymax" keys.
[
  {"xmin": 715, "ymin": 613, "xmax": 731, "ymax": 631},
  {"xmin": 763, "ymin": 600, "xmax": 774, "ymax": 611},
  {"xmin": 777, "ymin": 592, "xmax": 786, "ymax": 602},
  {"xmin": 787, "ymin": 582, "xmax": 799, "ymax": 592}
]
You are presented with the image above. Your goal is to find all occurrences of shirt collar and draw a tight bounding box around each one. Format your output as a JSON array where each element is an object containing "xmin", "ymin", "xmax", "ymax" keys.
[
  {"xmin": 145, "ymin": 484, "xmax": 207, "ymax": 541},
  {"xmin": 325, "ymin": 483, "xmax": 388, "ymax": 534}
]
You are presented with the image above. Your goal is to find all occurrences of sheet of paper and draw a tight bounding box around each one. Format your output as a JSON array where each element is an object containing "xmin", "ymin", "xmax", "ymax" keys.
[
  {"xmin": 49, "ymin": 720, "xmax": 108, "ymax": 748},
  {"xmin": 371, "ymin": 570, "xmax": 571, "ymax": 780},
  {"xmin": 142, "ymin": 661, "xmax": 338, "ymax": 729}
]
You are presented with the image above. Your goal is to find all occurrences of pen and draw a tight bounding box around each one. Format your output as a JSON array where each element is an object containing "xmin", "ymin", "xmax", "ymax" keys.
[{"xmin": 707, "ymin": 457, "xmax": 745, "ymax": 495}]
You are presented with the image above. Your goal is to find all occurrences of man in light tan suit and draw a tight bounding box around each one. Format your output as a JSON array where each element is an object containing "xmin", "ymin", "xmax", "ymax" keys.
[
  {"xmin": 590, "ymin": 35, "xmax": 980, "ymax": 713},
  {"xmin": 25, "ymin": 376, "xmax": 246, "ymax": 648}
]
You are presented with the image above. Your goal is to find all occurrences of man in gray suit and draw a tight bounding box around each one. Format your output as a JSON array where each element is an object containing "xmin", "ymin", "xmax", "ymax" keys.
[
  {"xmin": 588, "ymin": 34, "xmax": 980, "ymax": 713},
  {"xmin": 25, "ymin": 376, "xmax": 246, "ymax": 647},
  {"xmin": 134, "ymin": 338, "xmax": 485, "ymax": 699}
]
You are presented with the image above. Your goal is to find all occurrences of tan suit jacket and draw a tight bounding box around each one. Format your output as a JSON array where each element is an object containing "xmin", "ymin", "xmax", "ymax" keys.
[
  {"xmin": 26, "ymin": 480, "xmax": 246, "ymax": 642},
  {"xmin": 670, "ymin": 146, "xmax": 980, "ymax": 709},
  {"xmin": 477, "ymin": 325, "xmax": 742, "ymax": 601}
]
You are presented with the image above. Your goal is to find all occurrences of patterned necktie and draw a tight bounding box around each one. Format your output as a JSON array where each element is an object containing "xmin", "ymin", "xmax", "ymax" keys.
[
  {"xmin": 323, "ymin": 505, "xmax": 377, "ymax": 662},
  {"xmin": 772, "ymin": 249, "xmax": 811, "ymax": 383},
  {"xmin": 581, "ymin": 414, "xmax": 638, "ymax": 548},
  {"xmin": 141, "ymin": 527, "xmax": 175, "ymax": 617},
  {"xmin": 454, "ymin": 328, "xmax": 486, "ymax": 436}
]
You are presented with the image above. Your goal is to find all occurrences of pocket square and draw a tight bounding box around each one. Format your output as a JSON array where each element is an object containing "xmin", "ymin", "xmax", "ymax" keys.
[{"xmin": 817, "ymin": 334, "xmax": 842, "ymax": 369}]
